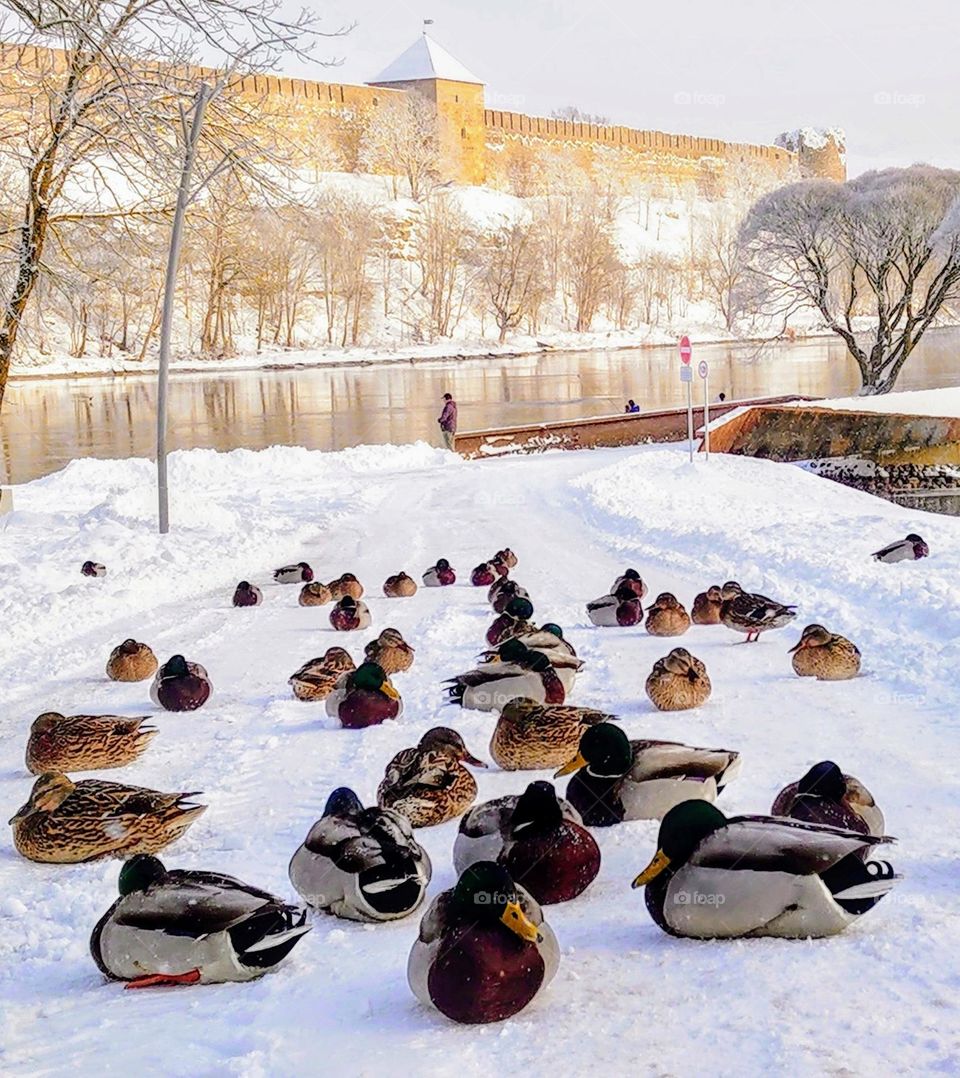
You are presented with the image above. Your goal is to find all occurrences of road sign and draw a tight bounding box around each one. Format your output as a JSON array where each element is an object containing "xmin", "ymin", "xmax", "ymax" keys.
[
  {"xmin": 679, "ymin": 365, "xmax": 693, "ymax": 383},
  {"xmin": 698, "ymin": 360, "xmax": 709, "ymax": 379},
  {"xmin": 679, "ymin": 335, "xmax": 692, "ymax": 365}
]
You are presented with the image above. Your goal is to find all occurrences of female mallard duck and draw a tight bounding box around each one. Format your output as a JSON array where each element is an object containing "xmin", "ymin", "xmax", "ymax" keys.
[
  {"xmin": 288, "ymin": 647, "xmax": 355, "ymax": 701},
  {"xmin": 496, "ymin": 548, "xmax": 518, "ymax": 569},
  {"xmin": 408, "ymin": 861, "xmax": 559, "ymax": 1025},
  {"xmin": 274, "ymin": 562, "xmax": 313, "ymax": 584},
  {"xmin": 329, "ymin": 595, "xmax": 372, "ymax": 632},
  {"xmin": 872, "ymin": 532, "xmax": 929, "ymax": 563},
  {"xmin": 329, "ymin": 573, "xmax": 363, "ymax": 601},
  {"xmin": 423, "ymin": 558, "xmax": 456, "ymax": 587},
  {"xmin": 486, "ymin": 596, "xmax": 537, "ymax": 646},
  {"xmin": 26, "ymin": 713, "xmax": 157, "ymax": 775},
  {"xmin": 771, "ymin": 761, "xmax": 884, "ymax": 841},
  {"xmin": 299, "ymin": 581, "xmax": 333, "ymax": 606},
  {"xmin": 325, "ymin": 661, "xmax": 402, "ymax": 728},
  {"xmin": 383, "ymin": 572, "xmax": 417, "ymax": 598},
  {"xmin": 377, "ymin": 727, "xmax": 486, "ymax": 827},
  {"xmin": 489, "ymin": 579, "xmax": 530, "ymax": 613},
  {"xmin": 471, "ymin": 562, "xmax": 499, "ymax": 587},
  {"xmin": 586, "ymin": 585, "xmax": 643, "ymax": 627},
  {"xmin": 789, "ymin": 624, "xmax": 862, "ymax": 680},
  {"xmin": 106, "ymin": 639, "xmax": 158, "ymax": 682},
  {"xmin": 611, "ymin": 568, "xmax": 646, "ymax": 599},
  {"xmin": 10, "ymin": 773, "xmax": 206, "ymax": 863},
  {"xmin": 691, "ymin": 585, "xmax": 723, "ymax": 625},
  {"xmin": 719, "ymin": 580, "xmax": 796, "ymax": 642},
  {"xmin": 232, "ymin": 580, "xmax": 262, "ymax": 607},
  {"xmin": 150, "ymin": 655, "xmax": 212, "ymax": 712},
  {"xmin": 645, "ymin": 592, "xmax": 691, "ymax": 637},
  {"xmin": 364, "ymin": 627, "xmax": 415, "ymax": 675},
  {"xmin": 289, "ymin": 787, "xmax": 431, "ymax": 922},
  {"xmin": 645, "ymin": 648, "xmax": 711, "ymax": 711},
  {"xmin": 91, "ymin": 855, "xmax": 310, "ymax": 987},
  {"xmin": 82, "ymin": 560, "xmax": 106, "ymax": 578},
  {"xmin": 556, "ymin": 723, "xmax": 741, "ymax": 826},
  {"xmin": 453, "ymin": 782, "xmax": 599, "ymax": 904},
  {"xmin": 632, "ymin": 800, "xmax": 899, "ymax": 939},
  {"xmin": 489, "ymin": 698, "xmax": 617, "ymax": 771},
  {"xmin": 446, "ymin": 646, "xmax": 567, "ymax": 711}
]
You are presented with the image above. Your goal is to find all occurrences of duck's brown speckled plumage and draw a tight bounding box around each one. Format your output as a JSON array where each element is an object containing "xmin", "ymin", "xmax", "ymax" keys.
[
  {"xmin": 364, "ymin": 628, "xmax": 415, "ymax": 675},
  {"xmin": 645, "ymin": 648, "xmax": 711, "ymax": 711},
  {"xmin": 383, "ymin": 572, "xmax": 417, "ymax": 597},
  {"xmin": 377, "ymin": 728, "xmax": 485, "ymax": 827},
  {"xmin": 691, "ymin": 585, "xmax": 723, "ymax": 625},
  {"xmin": 789, "ymin": 624, "xmax": 861, "ymax": 680},
  {"xmin": 299, "ymin": 581, "xmax": 333, "ymax": 606},
  {"xmin": 645, "ymin": 593, "xmax": 691, "ymax": 637},
  {"xmin": 289, "ymin": 647, "xmax": 356, "ymax": 701},
  {"xmin": 489, "ymin": 699, "xmax": 618, "ymax": 770},
  {"xmin": 328, "ymin": 574, "xmax": 364, "ymax": 601},
  {"xmin": 25, "ymin": 713, "xmax": 157, "ymax": 775},
  {"xmin": 105, "ymin": 639, "xmax": 158, "ymax": 682}
]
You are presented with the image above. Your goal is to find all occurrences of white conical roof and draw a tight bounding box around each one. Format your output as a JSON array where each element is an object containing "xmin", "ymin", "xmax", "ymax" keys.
[{"xmin": 370, "ymin": 34, "xmax": 482, "ymax": 85}]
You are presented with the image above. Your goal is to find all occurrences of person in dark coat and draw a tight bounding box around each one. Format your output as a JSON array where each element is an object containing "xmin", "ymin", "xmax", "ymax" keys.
[{"xmin": 438, "ymin": 392, "xmax": 458, "ymax": 450}]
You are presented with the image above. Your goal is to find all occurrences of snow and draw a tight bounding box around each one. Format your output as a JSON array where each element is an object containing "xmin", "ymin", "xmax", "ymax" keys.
[
  {"xmin": 1, "ymin": 442, "xmax": 958, "ymax": 1073},
  {"xmin": 792, "ymin": 386, "xmax": 960, "ymax": 418},
  {"xmin": 369, "ymin": 33, "xmax": 483, "ymax": 86}
]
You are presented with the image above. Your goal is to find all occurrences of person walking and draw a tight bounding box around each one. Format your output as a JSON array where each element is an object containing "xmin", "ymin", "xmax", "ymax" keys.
[
  {"xmin": 438, "ymin": 392, "xmax": 458, "ymax": 450},
  {"xmin": 624, "ymin": 399, "xmax": 640, "ymax": 414}
]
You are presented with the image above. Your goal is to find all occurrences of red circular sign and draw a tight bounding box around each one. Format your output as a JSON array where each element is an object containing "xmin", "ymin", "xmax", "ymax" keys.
[{"xmin": 679, "ymin": 335, "xmax": 692, "ymax": 364}]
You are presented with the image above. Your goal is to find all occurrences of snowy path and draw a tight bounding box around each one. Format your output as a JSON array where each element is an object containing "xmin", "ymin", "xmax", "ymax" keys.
[{"xmin": 1, "ymin": 442, "xmax": 958, "ymax": 1075}]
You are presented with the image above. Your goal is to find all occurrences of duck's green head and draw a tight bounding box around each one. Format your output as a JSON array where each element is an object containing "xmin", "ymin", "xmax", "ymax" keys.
[
  {"xmin": 323, "ymin": 787, "xmax": 364, "ymax": 818},
  {"xmin": 165, "ymin": 654, "xmax": 190, "ymax": 678},
  {"xmin": 351, "ymin": 662, "xmax": 400, "ymax": 699},
  {"xmin": 451, "ymin": 861, "xmax": 542, "ymax": 943},
  {"xmin": 631, "ymin": 800, "xmax": 727, "ymax": 888},
  {"xmin": 511, "ymin": 781, "xmax": 563, "ymax": 837},
  {"xmin": 119, "ymin": 854, "xmax": 167, "ymax": 896},
  {"xmin": 505, "ymin": 597, "xmax": 534, "ymax": 621},
  {"xmin": 498, "ymin": 637, "xmax": 529, "ymax": 663},
  {"xmin": 540, "ymin": 623, "xmax": 564, "ymax": 639},
  {"xmin": 797, "ymin": 760, "xmax": 845, "ymax": 801},
  {"xmin": 555, "ymin": 721, "xmax": 631, "ymax": 778}
]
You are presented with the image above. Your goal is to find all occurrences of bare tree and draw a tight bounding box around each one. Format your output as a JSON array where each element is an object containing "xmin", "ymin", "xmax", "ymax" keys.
[
  {"xmin": 414, "ymin": 196, "xmax": 476, "ymax": 338},
  {"xmin": 741, "ymin": 166, "xmax": 960, "ymax": 393},
  {"xmin": 360, "ymin": 93, "xmax": 439, "ymax": 201},
  {"xmin": 696, "ymin": 207, "xmax": 745, "ymax": 331},
  {"xmin": 564, "ymin": 194, "xmax": 617, "ymax": 332},
  {"xmin": 551, "ymin": 105, "xmax": 611, "ymax": 126},
  {"xmin": 482, "ymin": 217, "xmax": 544, "ymax": 342}
]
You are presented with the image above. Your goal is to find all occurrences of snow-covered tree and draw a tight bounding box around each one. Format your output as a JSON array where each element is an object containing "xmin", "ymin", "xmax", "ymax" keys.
[
  {"xmin": 360, "ymin": 94, "xmax": 439, "ymax": 202},
  {"xmin": 481, "ymin": 217, "xmax": 546, "ymax": 342}
]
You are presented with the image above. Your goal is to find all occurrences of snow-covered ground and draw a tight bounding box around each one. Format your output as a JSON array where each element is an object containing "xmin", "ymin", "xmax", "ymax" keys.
[
  {"xmin": 1, "ymin": 442, "xmax": 958, "ymax": 1074},
  {"xmin": 794, "ymin": 386, "xmax": 960, "ymax": 418}
]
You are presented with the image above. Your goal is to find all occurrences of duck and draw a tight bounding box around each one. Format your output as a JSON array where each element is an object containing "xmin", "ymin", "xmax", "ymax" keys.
[
  {"xmin": 645, "ymin": 648, "xmax": 711, "ymax": 711},
  {"xmin": 325, "ymin": 661, "xmax": 402, "ymax": 728},
  {"xmin": 556, "ymin": 723, "xmax": 741, "ymax": 826},
  {"xmin": 329, "ymin": 573, "xmax": 364, "ymax": 601},
  {"xmin": 376, "ymin": 727, "xmax": 486, "ymax": 827},
  {"xmin": 288, "ymin": 787, "xmax": 431, "ymax": 922},
  {"xmin": 364, "ymin": 627, "xmax": 415, "ymax": 675},
  {"xmin": 446, "ymin": 646, "xmax": 567, "ymax": 711},
  {"xmin": 691, "ymin": 585, "xmax": 723, "ymax": 625},
  {"xmin": 611, "ymin": 568, "xmax": 647, "ymax": 599},
  {"xmin": 489, "ymin": 698, "xmax": 617, "ymax": 771},
  {"xmin": 82, "ymin": 560, "xmax": 106, "ymax": 578},
  {"xmin": 423, "ymin": 558, "xmax": 456, "ymax": 587},
  {"xmin": 288, "ymin": 647, "xmax": 355, "ymax": 701},
  {"xmin": 407, "ymin": 861, "xmax": 559, "ymax": 1025},
  {"xmin": 719, "ymin": 580, "xmax": 796, "ymax": 642},
  {"xmin": 26, "ymin": 713, "xmax": 157, "ymax": 775},
  {"xmin": 632, "ymin": 800, "xmax": 899, "ymax": 939},
  {"xmin": 496, "ymin": 548, "xmax": 519, "ymax": 569},
  {"xmin": 486, "ymin": 596, "xmax": 537, "ymax": 646},
  {"xmin": 274, "ymin": 562, "xmax": 313, "ymax": 584},
  {"xmin": 645, "ymin": 592, "xmax": 691, "ymax": 636},
  {"xmin": 471, "ymin": 562, "xmax": 499, "ymax": 587},
  {"xmin": 232, "ymin": 580, "xmax": 262, "ymax": 607},
  {"xmin": 91, "ymin": 854, "xmax": 310, "ymax": 987},
  {"xmin": 299, "ymin": 581, "xmax": 333, "ymax": 606},
  {"xmin": 509, "ymin": 623, "xmax": 578, "ymax": 661},
  {"xmin": 10, "ymin": 773, "xmax": 206, "ymax": 863},
  {"xmin": 329, "ymin": 595, "xmax": 372, "ymax": 632},
  {"xmin": 872, "ymin": 533, "xmax": 929, "ymax": 563},
  {"xmin": 105, "ymin": 639, "xmax": 158, "ymax": 682},
  {"xmin": 453, "ymin": 782, "xmax": 600, "ymax": 904},
  {"xmin": 586, "ymin": 585, "xmax": 643, "ymax": 627},
  {"xmin": 150, "ymin": 655, "xmax": 212, "ymax": 712},
  {"xmin": 771, "ymin": 761, "xmax": 884, "ymax": 841},
  {"xmin": 489, "ymin": 553, "xmax": 511, "ymax": 578},
  {"xmin": 789, "ymin": 624, "xmax": 862, "ymax": 680},
  {"xmin": 480, "ymin": 636, "xmax": 582, "ymax": 693},
  {"xmin": 383, "ymin": 572, "xmax": 417, "ymax": 598},
  {"xmin": 489, "ymin": 578, "xmax": 530, "ymax": 613}
]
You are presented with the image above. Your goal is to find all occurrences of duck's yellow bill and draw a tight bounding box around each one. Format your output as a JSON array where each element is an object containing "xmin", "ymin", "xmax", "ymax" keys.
[
  {"xmin": 381, "ymin": 682, "xmax": 401, "ymax": 701},
  {"xmin": 632, "ymin": 849, "xmax": 671, "ymax": 888},
  {"xmin": 501, "ymin": 900, "xmax": 542, "ymax": 943},
  {"xmin": 554, "ymin": 752, "xmax": 586, "ymax": 778}
]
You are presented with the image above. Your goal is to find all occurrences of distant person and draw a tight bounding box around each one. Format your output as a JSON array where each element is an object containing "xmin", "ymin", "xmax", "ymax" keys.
[
  {"xmin": 438, "ymin": 392, "xmax": 458, "ymax": 450},
  {"xmin": 625, "ymin": 399, "xmax": 640, "ymax": 413},
  {"xmin": 716, "ymin": 392, "xmax": 727, "ymax": 404}
]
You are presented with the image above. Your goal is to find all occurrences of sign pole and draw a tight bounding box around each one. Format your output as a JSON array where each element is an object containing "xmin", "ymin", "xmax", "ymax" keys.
[
  {"xmin": 698, "ymin": 359, "xmax": 710, "ymax": 459},
  {"xmin": 686, "ymin": 378, "xmax": 694, "ymax": 462},
  {"xmin": 678, "ymin": 335, "xmax": 694, "ymax": 462}
]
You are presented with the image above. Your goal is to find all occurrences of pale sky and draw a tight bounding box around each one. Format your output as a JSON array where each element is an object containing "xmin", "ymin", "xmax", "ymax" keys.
[{"xmin": 280, "ymin": 0, "xmax": 959, "ymax": 179}]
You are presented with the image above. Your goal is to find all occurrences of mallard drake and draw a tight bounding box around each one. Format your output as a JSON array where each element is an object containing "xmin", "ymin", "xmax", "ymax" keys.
[
  {"xmin": 645, "ymin": 592, "xmax": 691, "ymax": 637},
  {"xmin": 329, "ymin": 596, "xmax": 372, "ymax": 632},
  {"xmin": 289, "ymin": 787, "xmax": 431, "ymax": 922},
  {"xmin": 446, "ymin": 646, "xmax": 567, "ymax": 711},
  {"xmin": 377, "ymin": 727, "xmax": 486, "ymax": 827},
  {"xmin": 489, "ymin": 579, "xmax": 530, "ymax": 613},
  {"xmin": 299, "ymin": 581, "xmax": 333, "ymax": 606},
  {"xmin": 289, "ymin": 647, "xmax": 355, "ymax": 701},
  {"xmin": 510, "ymin": 623, "xmax": 578, "ymax": 661},
  {"xmin": 26, "ymin": 713, "xmax": 157, "ymax": 775},
  {"xmin": 274, "ymin": 562, "xmax": 313, "ymax": 584},
  {"xmin": 383, "ymin": 572, "xmax": 417, "ymax": 598},
  {"xmin": 611, "ymin": 568, "xmax": 647, "ymax": 600},
  {"xmin": 587, "ymin": 585, "xmax": 643, "ymax": 627},
  {"xmin": 691, "ymin": 585, "xmax": 723, "ymax": 625},
  {"xmin": 82, "ymin": 560, "xmax": 106, "ymax": 578},
  {"xmin": 105, "ymin": 639, "xmax": 158, "ymax": 682},
  {"xmin": 364, "ymin": 627, "xmax": 415, "ymax": 675},
  {"xmin": 325, "ymin": 661, "xmax": 402, "ymax": 728},
  {"xmin": 91, "ymin": 855, "xmax": 309, "ymax": 987},
  {"xmin": 632, "ymin": 800, "xmax": 899, "ymax": 939},
  {"xmin": 232, "ymin": 580, "xmax": 262, "ymax": 607},
  {"xmin": 872, "ymin": 533, "xmax": 928, "ymax": 563},
  {"xmin": 789, "ymin": 624, "xmax": 862, "ymax": 680},
  {"xmin": 329, "ymin": 573, "xmax": 364, "ymax": 601},
  {"xmin": 453, "ymin": 782, "xmax": 599, "ymax": 904},
  {"xmin": 556, "ymin": 723, "xmax": 741, "ymax": 826},
  {"xmin": 489, "ymin": 698, "xmax": 617, "ymax": 771},
  {"xmin": 645, "ymin": 648, "xmax": 711, "ymax": 711},
  {"xmin": 408, "ymin": 861, "xmax": 559, "ymax": 1025},
  {"xmin": 150, "ymin": 655, "xmax": 212, "ymax": 712},
  {"xmin": 489, "ymin": 554, "xmax": 511, "ymax": 578},
  {"xmin": 480, "ymin": 637, "xmax": 581, "ymax": 692},
  {"xmin": 719, "ymin": 580, "xmax": 796, "ymax": 642},
  {"xmin": 471, "ymin": 562, "xmax": 499, "ymax": 587},
  {"xmin": 771, "ymin": 761, "xmax": 884, "ymax": 841},
  {"xmin": 496, "ymin": 548, "xmax": 519, "ymax": 569},
  {"xmin": 10, "ymin": 773, "xmax": 206, "ymax": 863},
  {"xmin": 423, "ymin": 558, "xmax": 456, "ymax": 587},
  {"xmin": 486, "ymin": 596, "xmax": 537, "ymax": 646}
]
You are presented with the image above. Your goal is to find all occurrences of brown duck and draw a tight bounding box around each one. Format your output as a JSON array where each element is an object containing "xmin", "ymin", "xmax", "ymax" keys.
[
  {"xmin": 489, "ymin": 699, "xmax": 617, "ymax": 771},
  {"xmin": 691, "ymin": 585, "xmax": 723, "ymax": 625},
  {"xmin": 289, "ymin": 647, "xmax": 355, "ymax": 701},
  {"xmin": 789, "ymin": 624, "xmax": 861, "ymax": 680},
  {"xmin": 383, "ymin": 572, "xmax": 417, "ymax": 598},
  {"xmin": 645, "ymin": 593, "xmax": 691, "ymax": 637},
  {"xmin": 329, "ymin": 573, "xmax": 364, "ymax": 601},
  {"xmin": 26, "ymin": 713, "xmax": 157, "ymax": 774},
  {"xmin": 645, "ymin": 648, "xmax": 711, "ymax": 711},
  {"xmin": 106, "ymin": 639, "xmax": 158, "ymax": 683},
  {"xmin": 364, "ymin": 627, "xmax": 415, "ymax": 675}
]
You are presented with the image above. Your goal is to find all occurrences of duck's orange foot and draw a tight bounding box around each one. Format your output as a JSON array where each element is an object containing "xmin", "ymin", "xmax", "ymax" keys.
[{"xmin": 124, "ymin": 969, "xmax": 201, "ymax": 989}]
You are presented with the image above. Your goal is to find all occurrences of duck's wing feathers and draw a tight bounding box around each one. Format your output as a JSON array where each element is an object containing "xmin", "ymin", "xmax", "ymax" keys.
[
  {"xmin": 457, "ymin": 796, "xmax": 517, "ymax": 838},
  {"xmin": 735, "ymin": 593, "xmax": 796, "ymax": 623},
  {"xmin": 628, "ymin": 740, "xmax": 739, "ymax": 781},
  {"xmin": 445, "ymin": 662, "xmax": 531, "ymax": 687},
  {"xmin": 872, "ymin": 539, "xmax": 909, "ymax": 561},
  {"xmin": 586, "ymin": 594, "xmax": 616, "ymax": 611}
]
